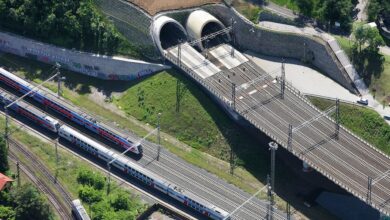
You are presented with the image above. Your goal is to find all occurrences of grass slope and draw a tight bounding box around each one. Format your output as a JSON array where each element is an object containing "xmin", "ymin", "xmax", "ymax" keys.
[
  {"xmin": 335, "ymin": 35, "xmax": 390, "ymax": 105},
  {"xmin": 310, "ymin": 97, "xmax": 390, "ymax": 154}
]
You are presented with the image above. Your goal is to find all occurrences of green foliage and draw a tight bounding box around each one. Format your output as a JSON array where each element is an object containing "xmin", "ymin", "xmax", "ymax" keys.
[
  {"xmin": 0, "ymin": 205, "xmax": 15, "ymax": 220},
  {"xmin": 232, "ymin": 0, "xmax": 262, "ymax": 23},
  {"xmin": 77, "ymin": 169, "xmax": 105, "ymax": 190},
  {"xmin": 294, "ymin": 0, "xmax": 354, "ymax": 30},
  {"xmin": 78, "ymin": 185, "xmax": 103, "ymax": 204},
  {"xmin": 0, "ymin": 0, "xmax": 122, "ymax": 55},
  {"xmin": 0, "ymin": 137, "xmax": 8, "ymax": 173},
  {"xmin": 112, "ymin": 194, "xmax": 130, "ymax": 211},
  {"xmin": 12, "ymin": 183, "xmax": 54, "ymax": 220},
  {"xmin": 353, "ymin": 24, "xmax": 385, "ymax": 53},
  {"xmin": 367, "ymin": 0, "xmax": 390, "ymax": 21},
  {"xmin": 310, "ymin": 97, "xmax": 390, "ymax": 154}
]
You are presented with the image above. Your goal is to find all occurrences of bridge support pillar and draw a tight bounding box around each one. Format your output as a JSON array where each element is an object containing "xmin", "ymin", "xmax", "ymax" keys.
[
  {"xmin": 287, "ymin": 124, "xmax": 292, "ymax": 151},
  {"xmin": 302, "ymin": 161, "xmax": 312, "ymax": 172}
]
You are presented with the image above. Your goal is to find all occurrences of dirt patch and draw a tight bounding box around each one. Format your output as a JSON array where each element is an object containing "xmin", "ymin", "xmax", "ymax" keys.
[{"xmin": 128, "ymin": 0, "xmax": 221, "ymax": 15}]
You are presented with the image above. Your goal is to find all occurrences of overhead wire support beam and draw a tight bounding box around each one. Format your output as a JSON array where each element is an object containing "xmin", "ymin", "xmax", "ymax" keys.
[
  {"xmin": 231, "ymin": 83, "xmax": 236, "ymax": 110},
  {"xmin": 335, "ymin": 99, "xmax": 340, "ymax": 140},
  {"xmin": 367, "ymin": 176, "xmax": 372, "ymax": 204},
  {"xmin": 223, "ymin": 185, "xmax": 267, "ymax": 220},
  {"xmin": 6, "ymin": 72, "xmax": 59, "ymax": 109},
  {"xmin": 292, "ymin": 105, "xmax": 336, "ymax": 133},
  {"xmin": 187, "ymin": 26, "xmax": 232, "ymax": 47},
  {"xmin": 287, "ymin": 124, "xmax": 293, "ymax": 151},
  {"xmin": 281, "ymin": 59, "xmax": 285, "ymax": 99}
]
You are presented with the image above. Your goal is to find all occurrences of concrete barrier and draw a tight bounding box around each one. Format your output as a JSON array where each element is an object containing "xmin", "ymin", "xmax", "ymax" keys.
[{"xmin": 0, "ymin": 31, "xmax": 169, "ymax": 81}]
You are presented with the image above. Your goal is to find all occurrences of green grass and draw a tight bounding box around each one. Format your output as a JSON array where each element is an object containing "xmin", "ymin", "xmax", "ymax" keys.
[
  {"xmin": 309, "ymin": 97, "xmax": 390, "ymax": 154},
  {"xmin": 2, "ymin": 116, "xmax": 148, "ymax": 218},
  {"xmin": 232, "ymin": 0, "xmax": 263, "ymax": 23},
  {"xmin": 268, "ymin": 0, "xmax": 298, "ymax": 11},
  {"xmin": 335, "ymin": 35, "xmax": 390, "ymax": 105}
]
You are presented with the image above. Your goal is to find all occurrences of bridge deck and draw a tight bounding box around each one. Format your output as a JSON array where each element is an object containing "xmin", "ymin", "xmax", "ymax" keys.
[{"xmin": 166, "ymin": 43, "xmax": 390, "ymax": 215}]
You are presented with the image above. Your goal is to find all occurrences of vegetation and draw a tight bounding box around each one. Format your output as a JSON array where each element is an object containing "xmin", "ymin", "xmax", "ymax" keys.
[
  {"xmin": 309, "ymin": 97, "xmax": 390, "ymax": 155},
  {"xmin": 336, "ymin": 26, "xmax": 390, "ymax": 104},
  {"xmin": 0, "ymin": 136, "xmax": 8, "ymax": 173},
  {"xmin": 0, "ymin": 183, "xmax": 55, "ymax": 220},
  {"xmin": 367, "ymin": 0, "xmax": 390, "ymax": 22},
  {"xmin": 0, "ymin": 115, "xmax": 148, "ymax": 219},
  {"xmin": 269, "ymin": 0, "xmax": 298, "ymax": 11},
  {"xmin": 232, "ymin": 0, "xmax": 262, "ymax": 23},
  {"xmin": 0, "ymin": 0, "xmax": 141, "ymax": 58}
]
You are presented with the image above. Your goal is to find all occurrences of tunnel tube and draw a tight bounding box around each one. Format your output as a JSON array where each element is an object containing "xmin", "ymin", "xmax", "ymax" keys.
[
  {"xmin": 152, "ymin": 15, "xmax": 188, "ymax": 53},
  {"xmin": 186, "ymin": 10, "xmax": 231, "ymax": 50}
]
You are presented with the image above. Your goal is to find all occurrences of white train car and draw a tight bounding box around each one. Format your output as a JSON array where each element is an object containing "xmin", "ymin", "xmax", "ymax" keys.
[
  {"xmin": 58, "ymin": 125, "xmax": 230, "ymax": 220},
  {"xmin": 71, "ymin": 199, "xmax": 90, "ymax": 220}
]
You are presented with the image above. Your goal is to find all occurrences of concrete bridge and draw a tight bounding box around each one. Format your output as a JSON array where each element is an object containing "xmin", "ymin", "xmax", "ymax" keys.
[{"xmin": 153, "ymin": 9, "xmax": 390, "ymax": 217}]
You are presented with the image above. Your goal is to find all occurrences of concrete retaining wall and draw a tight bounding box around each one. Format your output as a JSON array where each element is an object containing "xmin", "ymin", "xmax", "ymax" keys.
[
  {"xmin": 0, "ymin": 31, "xmax": 168, "ymax": 81},
  {"xmin": 203, "ymin": 4, "xmax": 358, "ymax": 94}
]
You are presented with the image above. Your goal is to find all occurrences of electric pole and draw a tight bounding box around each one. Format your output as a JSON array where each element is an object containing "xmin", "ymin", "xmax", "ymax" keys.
[{"xmin": 157, "ymin": 113, "xmax": 161, "ymax": 161}]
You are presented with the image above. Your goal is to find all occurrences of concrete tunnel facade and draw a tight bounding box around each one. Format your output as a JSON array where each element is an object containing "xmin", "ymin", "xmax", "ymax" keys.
[
  {"xmin": 152, "ymin": 15, "xmax": 188, "ymax": 53},
  {"xmin": 186, "ymin": 10, "xmax": 231, "ymax": 50}
]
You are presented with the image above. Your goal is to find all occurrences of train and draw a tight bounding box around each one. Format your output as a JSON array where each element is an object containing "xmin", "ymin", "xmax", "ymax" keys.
[
  {"xmin": 59, "ymin": 125, "xmax": 230, "ymax": 220},
  {"xmin": 0, "ymin": 68, "xmax": 231, "ymax": 219},
  {"xmin": 0, "ymin": 68, "xmax": 142, "ymax": 155},
  {"xmin": 0, "ymin": 87, "xmax": 60, "ymax": 132},
  {"xmin": 71, "ymin": 199, "xmax": 91, "ymax": 220}
]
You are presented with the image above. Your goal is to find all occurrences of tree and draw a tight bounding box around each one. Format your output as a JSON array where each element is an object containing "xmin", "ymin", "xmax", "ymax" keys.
[
  {"xmin": 0, "ymin": 205, "xmax": 15, "ymax": 220},
  {"xmin": 353, "ymin": 24, "xmax": 385, "ymax": 53},
  {"xmin": 296, "ymin": 0, "xmax": 314, "ymax": 16},
  {"xmin": 368, "ymin": 0, "xmax": 390, "ymax": 21},
  {"xmin": 78, "ymin": 185, "xmax": 102, "ymax": 204},
  {"xmin": 0, "ymin": 137, "xmax": 8, "ymax": 173},
  {"xmin": 112, "ymin": 194, "xmax": 130, "ymax": 211},
  {"xmin": 77, "ymin": 169, "xmax": 105, "ymax": 190},
  {"xmin": 13, "ymin": 183, "xmax": 54, "ymax": 220},
  {"xmin": 320, "ymin": 0, "xmax": 353, "ymax": 30}
]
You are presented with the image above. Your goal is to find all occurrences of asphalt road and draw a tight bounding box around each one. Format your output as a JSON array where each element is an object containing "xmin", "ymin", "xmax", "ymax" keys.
[{"xmin": 167, "ymin": 43, "xmax": 390, "ymax": 216}]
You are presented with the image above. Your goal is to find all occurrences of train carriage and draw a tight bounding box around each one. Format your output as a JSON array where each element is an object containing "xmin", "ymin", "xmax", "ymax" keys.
[
  {"xmin": 58, "ymin": 125, "xmax": 230, "ymax": 220},
  {"xmin": 0, "ymin": 68, "xmax": 142, "ymax": 154}
]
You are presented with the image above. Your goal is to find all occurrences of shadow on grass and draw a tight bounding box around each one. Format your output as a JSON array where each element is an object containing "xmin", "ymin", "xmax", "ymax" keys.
[{"xmin": 352, "ymin": 49, "xmax": 385, "ymax": 85}]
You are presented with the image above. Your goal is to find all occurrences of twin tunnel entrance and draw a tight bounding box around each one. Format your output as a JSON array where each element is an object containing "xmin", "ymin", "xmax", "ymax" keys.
[{"xmin": 152, "ymin": 10, "xmax": 231, "ymax": 53}]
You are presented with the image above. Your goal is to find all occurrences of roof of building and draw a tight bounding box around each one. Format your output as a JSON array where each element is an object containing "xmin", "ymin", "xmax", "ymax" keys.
[{"xmin": 0, "ymin": 173, "xmax": 13, "ymax": 191}]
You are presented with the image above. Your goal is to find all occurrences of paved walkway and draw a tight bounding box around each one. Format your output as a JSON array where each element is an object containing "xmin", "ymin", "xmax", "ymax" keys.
[{"xmin": 245, "ymin": 51, "xmax": 390, "ymax": 125}]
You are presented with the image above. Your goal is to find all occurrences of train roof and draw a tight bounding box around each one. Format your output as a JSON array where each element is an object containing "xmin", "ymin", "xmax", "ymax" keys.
[
  {"xmin": 71, "ymin": 199, "xmax": 91, "ymax": 220},
  {"xmin": 0, "ymin": 68, "xmax": 32, "ymax": 88}
]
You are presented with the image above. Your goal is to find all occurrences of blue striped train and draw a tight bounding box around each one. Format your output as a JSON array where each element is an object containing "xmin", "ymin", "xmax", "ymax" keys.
[
  {"xmin": 0, "ymin": 87, "xmax": 60, "ymax": 132},
  {"xmin": 59, "ymin": 125, "xmax": 230, "ymax": 220},
  {"xmin": 0, "ymin": 68, "xmax": 231, "ymax": 219},
  {"xmin": 0, "ymin": 68, "xmax": 142, "ymax": 155}
]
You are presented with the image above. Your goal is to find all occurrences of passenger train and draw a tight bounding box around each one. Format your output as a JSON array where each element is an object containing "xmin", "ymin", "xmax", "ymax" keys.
[
  {"xmin": 0, "ymin": 87, "xmax": 60, "ymax": 132},
  {"xmin": 59, "ymin": 125, "xmax": 230, "ymax": 220},
  {"xmin": 0, "ymin": 68, "xmax": 142, "ymax": 154},
  {"xmin": 71, "ymin": 199, "xmax": 91, "ymax": 220}
]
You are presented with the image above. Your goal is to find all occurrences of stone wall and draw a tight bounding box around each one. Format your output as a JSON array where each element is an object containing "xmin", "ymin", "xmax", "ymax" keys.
[
  {"xmin": 0, "ymin": 31, "xmax": 168, "ymax": 81},
  {"xmin": 203, "ymin": 4, "xmax": 358, "ymax": 94}
]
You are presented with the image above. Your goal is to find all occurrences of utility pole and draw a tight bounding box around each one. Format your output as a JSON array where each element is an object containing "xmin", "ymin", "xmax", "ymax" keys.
[
  {"xmin": 266, "ymin": 175, "xmax": 273, "ymax": 220},
  {"xmin": 281, "ymin": 59, "xmax": 285, "ymax": 99},
  {"xmin": 286, "ymin": 202, "xmax": 291, "ymax": 220},
  {"xmin": 4, "ymin": 108, "xmax": 9, "ymax": 149},
  {"xmin": 106, "ymin": 163, "xmax": 111, "ymax": 196},
  {"xmin": 55, "ymin": 140, "xmax": 59, "ymax": 183},
  {"xmin": 335, "ymin": 99, "xmax": 340, "ymax": 140},
  {"xmin": 230, "ymin": 142, "xmax": 235, "ymax": 175},
  {"xmin": 177, "ymin": 40, "xmax": 182, "ymax": 68},
  {"xmin": 267, "ymin": 142, "xmax": 278, "ymax": 220},
  {"xmin": 303, "ymin": 42, "xmax": 307, "ymax": 63},
  {"xmin": 157, "ymin": 113, "xmax": 161, "ymax": 161},
  {"xmin": 16, "ymin": 161, "xmax": 20, "ymax": 187},
  {"xmin": 231, "ymin": 83, "xmax": 236, "ymax": 110},
  {"xmin": 231, "ymin": 18, "xmax": 235, "ymax": 57},
  {"xmin": 287, "ymin": 124, "xmax": 293, "ymax": 151},
  {"xmin": 56, "ymin": 64, "xmax": 66, "ymax": 98},
  {"xmin": 367, "ymin": 176, "xmax": 372, "ymax": 204}
]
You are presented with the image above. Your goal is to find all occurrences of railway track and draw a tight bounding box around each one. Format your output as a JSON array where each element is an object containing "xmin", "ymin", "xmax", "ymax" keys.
[{"xmin": 8, "ymin": 138, "xmax": 73, "ymax": 219}]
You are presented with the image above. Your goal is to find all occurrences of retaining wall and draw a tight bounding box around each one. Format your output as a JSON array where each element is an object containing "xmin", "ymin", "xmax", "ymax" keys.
[
  {"xmin": 203, "ymin": 4, "xmax": 358, "ymax": 94},
  {"xmin": 0, "ymin": 31, "xmax": 168, "ymax": 80}
]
